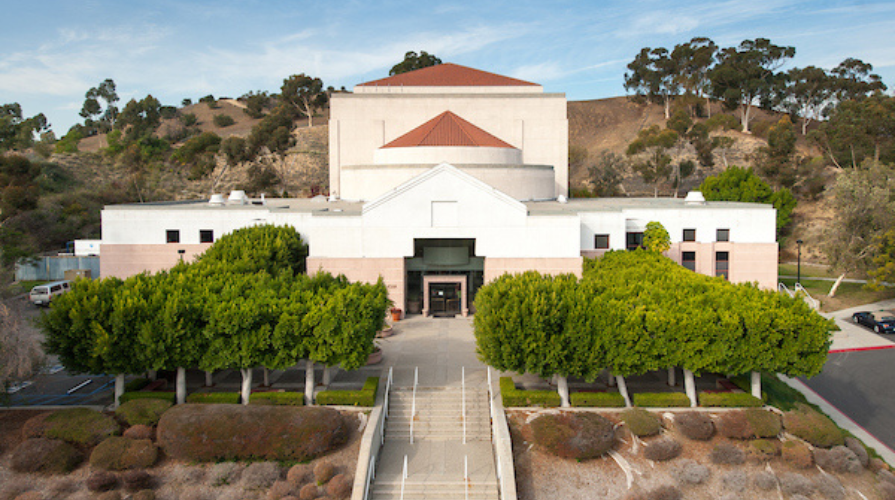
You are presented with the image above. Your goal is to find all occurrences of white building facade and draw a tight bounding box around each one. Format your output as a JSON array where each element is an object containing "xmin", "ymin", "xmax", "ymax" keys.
[{"xmin": 100, "ymin": 64, "xmax": 777, "ymax": 316}]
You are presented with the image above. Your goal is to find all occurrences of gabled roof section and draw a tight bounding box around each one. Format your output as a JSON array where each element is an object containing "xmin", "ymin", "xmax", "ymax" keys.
[
  {"xmin": 381, "ymin": 111, "xmax": 516, "ymax": 149},
  {"xmin": 358, "ymin": 63, "xmax": 539, "ymax": 88}
]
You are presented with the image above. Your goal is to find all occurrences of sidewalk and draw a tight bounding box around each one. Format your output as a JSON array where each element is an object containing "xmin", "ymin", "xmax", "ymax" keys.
[{"xmin": 823, "ymin": 298, "xmax": 895, "ymax": 352}]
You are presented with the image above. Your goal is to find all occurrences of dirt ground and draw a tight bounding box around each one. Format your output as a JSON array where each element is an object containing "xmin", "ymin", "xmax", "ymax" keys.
[
  {"xmin": 0, "ymin": 408, "xmax": 363, "ymax": 500},
  {"xmin": 509, "ymin": 408, "xmax": 888, "ymax": 500}
]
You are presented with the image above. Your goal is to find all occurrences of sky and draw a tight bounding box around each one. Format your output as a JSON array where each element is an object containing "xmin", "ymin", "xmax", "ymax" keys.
[{"xmin": 2, "ymin": 0, "xmax": 894, "ymax": 135}]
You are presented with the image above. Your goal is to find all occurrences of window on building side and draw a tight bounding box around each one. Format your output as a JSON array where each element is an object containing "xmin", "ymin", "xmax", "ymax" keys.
[
  {"xmin": 683, "ymin": 229, "xmax": 696, "ymax": 242},
  {"xmin": 626, "ymin": 232, "xmax": 643, "ymax": 251},
  {"xmin": 715, "ymin": 251, "xmax": 729, "ymax": 279},
  {"xmin": 682, "ymin": 251, "xmax": 696, "ymax": 271},
  {"xmin": 200, "ymin": 230, "xmax": 214, "ymax": 243},
  {"xmin": 717, "ymin": 228, "xmax": 730, "ymax": 242},
  {"xmin": 166, "ymin": 230, "xmax": 180, "ymax": 244},
  {"xmin": 595, "ymin": 234, "xmax": 610, "ymax": 249}
]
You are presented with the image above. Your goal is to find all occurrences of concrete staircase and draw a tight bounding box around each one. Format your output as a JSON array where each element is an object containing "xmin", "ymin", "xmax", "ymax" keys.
[
  {"xmin": 385, "ymin": 387, "xmax": 491, "ymax": 442},
  {"xmin": 369, "ymin": 481, "xmax": 498, "ymax": 500}
]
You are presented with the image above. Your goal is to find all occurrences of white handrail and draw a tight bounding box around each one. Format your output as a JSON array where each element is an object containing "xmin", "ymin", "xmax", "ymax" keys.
[
  {"xmin": 794, "ymin": 283, "xmax": 820, "ymax": 310},
  {"xmin": 381, "ymin": 366, "xmax": 393, "ymax": 446},
  {"xmin": 464, "ymin": 455, "xmax": 469, "ymax": 500},
  {"xmin": 401, "ymin": 455, "xmax": 408, "ymax": 500},
  {"xmin": 410, "ymin": 367, "xmax": 418, "ymax": 444},
  {"xmin": 778, "ymin": 282, "xmax": 794, "ymax": 297},
  {"xmin": 363, "ymin": 455, "xmax": 376, "ymax": 500},
  {"xmin": 462, "ymin": 366, "xmax": 467, "ymax": 445}
]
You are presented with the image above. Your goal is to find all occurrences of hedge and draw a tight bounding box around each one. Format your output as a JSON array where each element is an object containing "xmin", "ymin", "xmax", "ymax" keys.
[
  {"xmin": 124, "ymin": 378, "xmax": 150, "ymax": 392},
  {"xmin": 120, "ymin": 391, "xmax": 176, "ymax": 404},
  {"xmin": 632, "ymin": 392, "xmax": 691, "ymax": 408},
  {"xmin": 317, "ymin": 377, "xmax": 378, "ymax": 407},
  {"xmin": 729, "ymin": 374, "xmax": 769, "ymax": 402},
  {"xmin": 42, "ymin": 408, "xmax": 120, "ymax": 446},
  {"xmin": 698, "ymin": 392, "xmax": 764, "ymax": 408},
  {"xmin": 186, "ymin": 392, "xmax": 240, "ymax": 404},
  {"xmin": 571, "ymin": 391, "xmax": 626, "ymax": 408},
  {"xmin": 249, "ymin": 391, "xmax": 304, "ymax": 406},
  {"xmin": 500, "ymin": 377, "xmax": 560, "ymax": 407}
]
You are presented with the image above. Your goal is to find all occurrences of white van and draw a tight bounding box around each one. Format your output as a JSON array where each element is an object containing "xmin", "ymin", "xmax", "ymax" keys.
[{"xmin": 30, "ymin": 280, "xmax": 72, "ymax": 306}]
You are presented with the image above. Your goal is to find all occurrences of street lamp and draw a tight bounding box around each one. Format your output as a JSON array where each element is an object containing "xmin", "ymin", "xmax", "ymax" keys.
[{"xmin": 796, "ymin": 239, "xmax": 803, "ymax": 286}]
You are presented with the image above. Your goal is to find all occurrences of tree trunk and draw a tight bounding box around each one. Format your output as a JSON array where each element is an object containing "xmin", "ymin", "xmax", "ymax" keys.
[
  {"xmin": 802, "ymin": 118, "xmax": 809, "ymax": 136},
  {"xmin": 664, "ymin": 98, "xmax": 671, "ymax": 120},
  {"xmin": 148, "ymin": 370, "xmax": 157, "ymax": 381},
  {"xmin": 683, "ymin": 369, "xmax": 697, "ymax": 408},
  {"xmin": 616, "ymin": 375, "xmax": 631, "ymax": 407},
  {"xmin": 176, "ymin": 367, "xmax": 187, "ymax": 405},
  {"xmin": 263, "ymin": 367, "xmax": 269, "ymax": 387},
  {"xmin": 705, "ymin": 95, "xmax": 712, "ymax": 118},
  {"xmin": 829, "ymin": 273, "xmax": 847, "ymax": 297},
  {"xmin": 556, "ymin": 375, "xmax": 570, "ymax": 408},
  {"xmin": 114, "ymin": 374, "xmax": 125, "ymax": 409},
  {"xmin": 607, "ymin": 369, "xmax": 616, "ymax": 387},
  {"xmin": 751, "ymin": 371, "xmax": 762, "ymax": 399},
  {"xmin": 304, "ymin": 360, "xmax": 315, "ymax": 405},
  {"xmin": 322, "ymin": 365, "xmax": 334, "ymax": 387},
  {"xmin": 741, "ymin": 104, "xmax": 752, "ymax": 134},
  {"xmin": 667, "ymin": 367, "xmax": 676, "ymax": 386},
  {"xmin": 240, "ymin": 368, "xmax": 252, "ymax": 406},
  {"xmin": 205, "ymin": 370, "xmax": 213, "ymax": 387}
]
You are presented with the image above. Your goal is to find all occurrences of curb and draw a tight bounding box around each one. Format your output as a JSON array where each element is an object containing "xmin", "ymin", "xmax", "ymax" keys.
[{"xmin": 829, "ymin": 345, "xmax": 895, "ymax": 354}]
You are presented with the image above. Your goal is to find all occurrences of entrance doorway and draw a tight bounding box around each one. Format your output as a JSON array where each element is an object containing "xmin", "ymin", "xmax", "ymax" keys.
[
  {"xmin": 406, "ymin": 238, "xmax": 483, "ymax": 316},
  {"xmin": 422, "ymin": 275, "xmax": 469, "ymax": 317}
]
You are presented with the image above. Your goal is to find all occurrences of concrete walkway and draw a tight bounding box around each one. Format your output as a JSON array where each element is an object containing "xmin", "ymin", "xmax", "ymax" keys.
[{"xmin": 822, "ymin": 298, "xmax": 895, "ymax": 352}]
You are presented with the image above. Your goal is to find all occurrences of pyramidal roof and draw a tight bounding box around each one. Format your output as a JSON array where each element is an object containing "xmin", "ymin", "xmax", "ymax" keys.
[
  {"xmin": 358, "ymin": 63, "xmax": 539, "ymax": 87},
  {"xmin": 381, "ymin": 111, "xmax": 516, "ymax": 149}
]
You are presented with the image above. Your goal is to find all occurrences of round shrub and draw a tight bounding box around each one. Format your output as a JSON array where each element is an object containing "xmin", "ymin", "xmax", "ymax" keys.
[
  {"xmin": 213, "ymin": 114, "xmax": 235, "ymax": 127},
  {"xmin": 710, "ymin": 443, "xmax": 744, "ymax": 465},
  {"xmin": 717, "ymin": 411, "xmax": 751, "ymax": 439},
  {"xmin": 744, "ymin": 409, "xmax": 781, "ymax": 438},
  {"xmin": 13, "ymin": 492, "xmax": 43, "ymax": 500},
  {"xmin": 299, "ymin": 483, "xmax": 318, "ymax": 500},
  {"xmin": 34, "ymin": 408, "xmax": 119, "ymax": 446},
  {"xmin": 314, "ymin": 461, "xmax": 335, "ymax": 485},
  {"xmin": 643, "ymin": 438, "xmax": 682, "ymax": 462},
  {"xmin": 87, "ymin": 471, "xmax": 119, "ymax": 492},
  {"xmin": 241, "ymin": 462, "xmax": 281, "ymax": 490},
  {"xmin": 880, "ymin": 469, "xmax": 895, "ymax": 487},
  {"xmin": 872, "ymin": 458, "xmax": 890, "ymax": 473},
  {"xmin": 96, "ymin": 492, "xmax": 123, "ymax": 500},
  {"xmin": 124, "ymin": 424, "xmax": 154, "ymax": 440},
  {"xmin": 158, "ymin": 405, "xmax": 347, "ymax": 462},
  {"xmin": 21, "ymin": 412, "xmax": 52, "ymax": 439},
  {"xmin": 674, "ymin": 412, "xmax": 713, "ymax": 441},
  {"xmin": 721, "ymin": 470, "xmax": 748, "ymax": 492},
  {"xmin": 209, "ymin": 462, "xmax": 243, "ymax": 487},
  {"xmin": 814, "ymin": 474, "xmax": 846, "ymax": 500},
  {"xmin": 749, "ymin": 439, "xmax": 778, "ymax": 459},
  {"xmin": 268, "ymin": 480, "xmax": 296, "ymax": 500},
  {"xmin": 881, "ymin": 481, "xmax": 895, "ymax": 500},
  {"xmin": 122, "ymin": 470, "xmax": 153, "ymax": 492},
  {"xmin": 620, "ymin": 408, "xmax": 661, "ymax": 437},
  {"xmin": 326, "ymin": 473, "xmax": 351, "ymax": 499},
  {"xmin": 90, "ymin": 437, "xmax": 158, "ymax": 470},
  {"xmin": 783, "ymin": 404, "xmax": 844, "ymax": 448},
  {"xmin": 10, "ymin": 438, "xmax": 82, "ymax": 474},
  {"xmin": 814, "ymin": 445, "xmax": 863, "ymax": 474},
  {"xmin": 116, "ymin": 399, "xmax": 172, "ymax": 427},
  {"xmin": 673, "ymin": 459, "xmax": 709, "ymax": 484},
  {"xmin": 753, "ymin": 470, "xmax": 777, "ymax": 490},
  {"xmin": 645, "ymin": 485, "xmax": 682, "ymax": 500},
  {"xmin": 530, "ymin": 412, "xmax": 618, "ymax": 459},
  {"xmin": 779, "ymin": 472, "xmax": 814, "ymax": 497},
  {"xmin": 845, "ymin": 436, "xmax": 869, "ymax": 467},
  {"xmin": 782, "ymin": 440, "xmax": 813, "ymax": 468},
  {"xmin": 287, "ymin": 464, "xmax": 311, "ymax": 486},
  {"xmin": 133, "ymin": 491, "xmax": 156, "ymax": 500}
]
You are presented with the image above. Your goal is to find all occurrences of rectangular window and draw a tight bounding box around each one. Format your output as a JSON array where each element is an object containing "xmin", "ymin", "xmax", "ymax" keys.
[
  {"xmin": 626, "ymin": 232, "xmax": 643, "ymax": 251},
  {"xmin": 715, "ymin": 251, "xmax": 729, "ymax": 279},
  {"xmin": 594, "ymin": 234, "xmax": 610, "ymax": 249},
  {"xmin": 717, "ymin": 228, "xmax": 730, "ymax": 242},
  {"xmin": 166, "ymin": 230, "xmax": 180, "ymax": 244},
  {"xmin": 682, "ymin": 251, "xmax": 696, "ymax": 271},
  {"xmin": 683, "ymin": 229, "xmax": 696, "ymax": 242},
  {"xmin": 200, "ymin": 230, "xmax": 214, "ymax": 243}
]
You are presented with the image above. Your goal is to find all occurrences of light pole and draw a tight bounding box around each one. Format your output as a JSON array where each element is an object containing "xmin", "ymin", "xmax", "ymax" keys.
[{"xmin": 796, "ymin": 239, "xmax": 803, "ymax": 286}]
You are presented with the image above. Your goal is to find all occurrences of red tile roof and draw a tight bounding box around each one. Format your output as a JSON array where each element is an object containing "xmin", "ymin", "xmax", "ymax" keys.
[
  {"xmin": 381, "ymin": 111, "xmax": 516, "ymax": 149},
  {"xmin": 358, "ymin": 63, "xmax": 539, "ymax": 87}
]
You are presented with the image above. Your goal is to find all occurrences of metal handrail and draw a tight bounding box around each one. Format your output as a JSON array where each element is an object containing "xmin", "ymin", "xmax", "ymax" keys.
[
  {"xmin": 363, "ymin": 455, "xmax": 376, "ymax": 500},
  {"xmin": 400, "ymin": 455, "xmax": 408, "ymax": 500},
  {"xmin": 410, "ymin": 367, "xmax": 418, "ymax": 444},
  {"xmin": 462, "ymin": 366, "xmax": 467, "ymax": 445},
  {"xmin": 778, "ymin": 282, "xmax": 794, "ymax": 297},
  {"xmin": 794, "ymin": 283, "xmax": 820, "ymax": 310},
  {"xmin": 381, "ymin": 366, "xmax": 393, "ymax": 446}
]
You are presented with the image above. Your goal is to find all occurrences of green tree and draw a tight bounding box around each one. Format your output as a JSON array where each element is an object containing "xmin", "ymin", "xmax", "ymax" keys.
[
  {"xmin": 670, "ymin": 37, "xmax": 717, "ymax": 116},
  {"xmin": 643, "ymin": 221, "xmax": 671, "ymax": 253},
  {"xmin": 197, "ymin": 224, "xmax": 308, "ymax": 275},
  {"xmin": 626, "ymin": 125, "xmax": 678, "ymax": 196},
  {"xmin": 389, "ymin": 50, "xmax": 442, "ymax": 75},
  {"xmin": 709, "ymin": 38, "xmax": 795, "ymax": 133},
  {"xmin": 754, "ymin": 116, "xmax": 799, "ymax": 188},
  {"xmin": 783, "ymin": 66, "xmax": 833, "ymax": 135},
  {"xmin": 0, "ymin": 103, "xmax": 49, "ymax": 152},
  {"xmin": 280, "ymin": 74, "xmax": 327, "ymax": 127},
  {"xmin": 116, "ymin": 95, "xmax": 163, "ymax": 144},
  {"xmin": 830, "ymin": 58, "xmax": 887, "ymax": 102},
  {"xmin": 699, "ymin": 166, "xmax": 796, "ymax": 233},
  {"xmin": 587, "ymin": 150, "xmax": 628, "ymax": 197},
  {"xmin": 812, "ymin": 94, "xmax": 895, "ymax": 168},
  {"xmin": 173, "ymin": 132, "xmax": 221, "ymax": 180},
  {"xmin": 79, "ymin": 79, "xmax": 119, "ymax": 134},
  {"xmin": 241, "ymin": 91, "xmax": 270, "ymax": 119},
  {"xmin": 624, "ymin": 47, "xmax": 679, "ymax": 119}
]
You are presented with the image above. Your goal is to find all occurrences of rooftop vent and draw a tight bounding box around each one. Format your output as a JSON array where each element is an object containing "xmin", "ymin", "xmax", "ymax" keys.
[
  {"xmin": 684, "ymin": 191, "xmax": 706, "ymax": 206},
  {"xmin": 228, "ymin": 190, "xmax": 248, "ymax": 205},
  {"xmin": 557, "ymin": 194, "xmax": 568, "ymax": 204},
  {"xmin": 208, "ymin": 194, "xmax": 225, "ymax": 206}
]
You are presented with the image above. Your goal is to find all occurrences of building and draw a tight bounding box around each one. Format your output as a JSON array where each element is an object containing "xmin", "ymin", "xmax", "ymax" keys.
[{"xmin": 100, "ymin": 63, "xmax": 777, "ymax": 316}]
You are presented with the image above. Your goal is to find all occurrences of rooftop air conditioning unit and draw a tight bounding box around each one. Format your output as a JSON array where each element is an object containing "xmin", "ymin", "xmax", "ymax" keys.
[
  {"xmin": 208, "ymin": 194, "xmax": 225, "ymax": 206},
  {"xmin": 228, "ymin": 190, "xmax": 248, "ymax": 205},
  {"xmin": 684, "ymin": 191, "xmax": 706, "ymax": 206}
]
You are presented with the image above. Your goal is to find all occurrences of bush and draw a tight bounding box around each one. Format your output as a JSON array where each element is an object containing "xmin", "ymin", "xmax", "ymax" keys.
[
  {"xmin": 186, "ymin": 392, "xmax": 240, "ymax": 404},
  {"xmin": 673, "ymin": 459, "xmax": 710, "ymax": 484},
  {"xmin": 632, "ymin": 485, "xmax": 682, "ymax": 500},
  {"xmin": 125, "ymin": 378, "xmax": 150, "ymax": 392},
  {"xmin": 157, "ymin": 405, "xmax": 347, "ymax": 462},
  {"xmin": 745, "ymin": 408, "xmax": 782, "ymax": 437},
  {"xmin": 530, "ymin": 412, "xmax": 617, "ymax": 459},
  {"xmin": 299, "ymin": 483, "xmax": 318, "ymax": 500},
  {"xmin": 779, "ymin": 472, "xmax": 814, "ymax": 497},
  {"xmin": 753, "ymin": 470, "xmax": 777, "ymax": 490},
  {"xmin": 180, "ymin": 113, "xmax": 198, "ymax": 127},
  {"xmin": 631, "ymin": 392, "xmax": 690, "ymax": 407},
  {"xmin": 87, "ymin": 471, "xmax": 119, "ymax": 492},
  {"xmin": 90, "ymin": 437, "xmax": 158, "ymax": 470},
  {"xmin": 814, "ymin": 445, "xmax": 863, "ymax": 474},
  {"xmin": 120, "ymin": 392, "xmax": 176, "ymax": 404},
  {"xmin": 268, "ymin": 480, "xmax": 296, "ymax": 500},
  {"xmin": 749, "ymin": 439, "xmax": 778, "ymax": 459},
  {"xmin": 316, "ymin": 377, "xmax": 378, "ymax": 407},
  {"xmin": 620, "ymin": 408, "xmax": 661, "ymax": 437},
  {"xmin": 717, "ymin": 411, "xmax": 751, "ymax": 439},
  {"xmin": 314, "ymin": 461, "xmax": 335, "ymax": 485},
  {"xmin": 287, "ymin": 463, "xmax": 311, "ymax": 486},
  {"xmin": 123, "ymin": 424, "xmax": 154, "ymax": 440},
  {"xmin": 209, "ymin": 462, "xmax": 243, "ymax": 486},
  {"xmin": 881, "ymin": 481, "xmax": 895, "ymax": 500},
  {"xmin": 570, "ymin": 391, "xmax": 626, "ymax": 407},
  {"xmin": 845, "ymin": 436, "xmax": 869, "ymax": 467},
  {"xmin": 213, "ymin": 114, "xmax": 235, "ymax": 127},
  {"xmin": 116, "ymin": 399, "xmax": 172, "ymax": 427},
  {"xmin": 37, "ymin": 408, "xmax": 119, "ymax": 446},
  {"xmin": 21, "ymin": 412, "xmax": 52, "ymax": 439},
  {"xmin": 721, "ymin": 470, "xmax": 748, "ymax": 492},
  {"xmin": 674, "ymin": 412, "xmax": 714, "ymax": 441},
  {"xmin": 782, "ymin": 440, "xmax": 813, "ymax": 468},
  {"xmin": 783, "ymin": 404, "xmax": 844, "ymax": 448},
  {"xmin": 644, "ymin": 438, "xmax": 682, "ymax": 461},
  {"xmin": 133, "ymin": 491, "xmax": 156, "ymax": 500},
  {"xmin": 706, "ymin": 114, "xmax": 740, "ymax": 131},
  {"xmin": 9, "ymin": 438, "xmax": 82, "ymax": 474},
  {"xmin": 249, "ymin": 391, "xmax": 305, "ymax": 406},
  {"xmin": 326, "ymin": 473, "xmax": 351, "ymax": 499},
  {"xmin": 123, "ymin": 470, "xmax": 153, "ymax": 492},
  {"xmin": 710, "ymin": 443, "xmax": 745, "ymax": 465},
  {"xmin": 241, "ymin": 462, "xmax": 281, "ymax": 490},
  {"xmin": 814, "ymin": 474, "xmax": 846, "ymax": 500},
  {"xmin": 500, "ymin": 377, "xmax": 560, "ymax": 407},
  {"xmin": 698, "ymin": 392, "xmax": 763, "ymax": 407}
]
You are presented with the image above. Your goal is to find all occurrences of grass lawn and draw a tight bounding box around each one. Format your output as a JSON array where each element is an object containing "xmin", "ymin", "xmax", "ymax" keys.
[
  {"xmin": 778, "ymin": 263, "xmax": 842, "ymax": 279},
  {"xmin": 3, "ymin": 280, "xmax": 44, "ymax": 298},
  {"xmin": 780, "ymin": 278, "xmax": 895, "ymax": 312}
]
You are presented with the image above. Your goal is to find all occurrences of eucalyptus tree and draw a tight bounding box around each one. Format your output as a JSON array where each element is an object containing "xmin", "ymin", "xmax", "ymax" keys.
[
  {"xmin": 624, "ymin": 47, "xmax": 679, "ymax": 119},
  {"xmin": 626, "ymin": 125, "xmax": 678, "ymax": 196}
]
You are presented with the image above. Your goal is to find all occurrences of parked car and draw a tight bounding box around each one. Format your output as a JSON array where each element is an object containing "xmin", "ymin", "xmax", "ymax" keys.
[
  {"xmin": 29, "ymin": 280, "xmax": 72, "ymax": 306},
  {"xmin": 853, "ymin": 310, "xmax": 895, "ymax": 334}
]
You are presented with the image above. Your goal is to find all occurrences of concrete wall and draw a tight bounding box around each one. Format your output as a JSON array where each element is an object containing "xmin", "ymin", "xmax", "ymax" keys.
[
  {"xmin": 307, "ymin": 257, "xmax": 405, "ymax": 309},
  {"xmin": 374, "ymin": 146, "xmax": 522, "ymax": 166},
  {"xmin": 484, "ymin": 257, "xmax": 583, "ymax": 282},
  {"xmin": 15, "ymin": 256, "xmax": 100, "ymax": 281},
  {"xmin": 101, "ymin": 244, "xmax": 211, "ymax": 278}
]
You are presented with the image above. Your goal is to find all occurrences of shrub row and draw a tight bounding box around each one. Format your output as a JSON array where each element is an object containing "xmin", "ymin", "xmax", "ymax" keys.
[
  {"xmin": 570, "ymin": 391, "xmax": 626, "ymax": 407},
  {"xmin": 698, "ymin": 392, "xmax": 764, "ymax": 407},
  {"xmin": 186, "ymin": 392, "xmax": 240, "ymax": 404},
  {"xmin": 530, "ymin": 412, "xmax": 617, "ymax": 459},
  {"xmin": 632, "ymin": 392, "xmax": 691, "ymax": 408},
  {"xmin": 729, "ymin": 374, "xmax": 769, "ymax": 402},
  {"xmin": 115, "ymin": 399, "xmax": 172, "ymax": 427},
  {"xmin": 250, "ymin": 391, "xmax": 305, "ymax": 406},
  {"xmin": 124, "ymin": 378, "xmax": 150, "ymax": 392},
  {"xmin": 500, "ymin": 377, "xmax": 560, "ymax": 407},
  {"xmin": 620, "ymin": 408, "xmax": 661, "ymax": 437},
  {"xmin": 26, "ymin": 408, "xmax": 120, "ymax": 446},
  {"xmin": 317, "ymin": 377, "xmax": 379, "ymax": 406},
  {"xmin": 120, "ymin": 391, "xmax": 176, "ymax": 404},
  {"xmin": 782, "ymin": 403, "xmax": 844, "ymax": 448}
]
